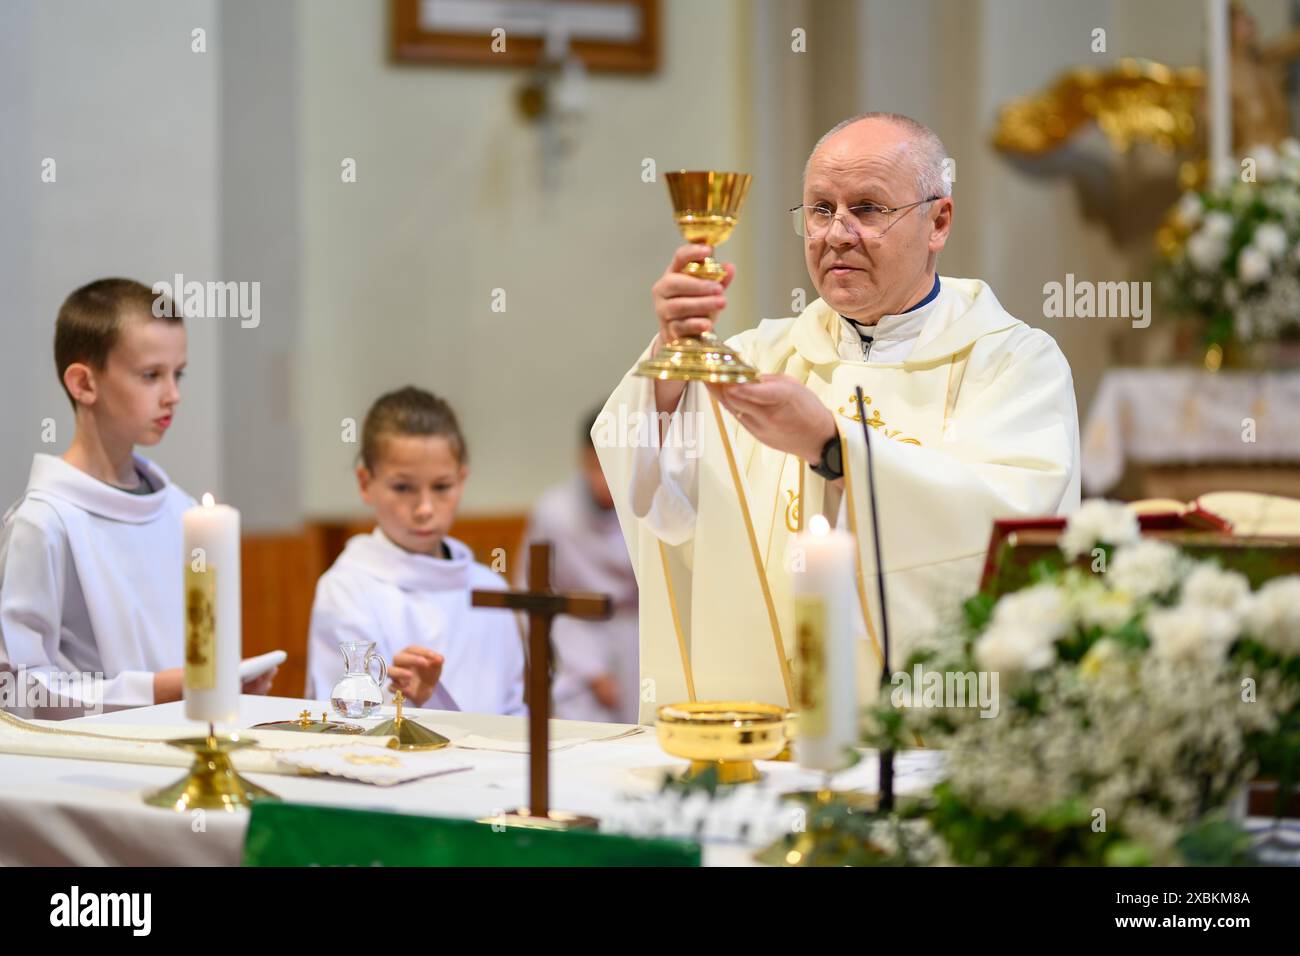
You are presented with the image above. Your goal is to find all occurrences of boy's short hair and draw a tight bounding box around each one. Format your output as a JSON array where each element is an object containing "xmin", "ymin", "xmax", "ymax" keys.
[
  {"xmin": 360, "ymin": 386, "xmax": 468, "ymax": 470},
  {"xmin": 54, "ymin": 278, "xmax": 180, "ymax": 406}
]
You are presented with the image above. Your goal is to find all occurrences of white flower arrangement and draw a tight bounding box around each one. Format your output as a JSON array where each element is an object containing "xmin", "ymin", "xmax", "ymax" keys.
[
  {"xmin": 1245, "ymin": 577, "xmax": 1300, "ymax": 658},
  {"xmin": 902, "ymin": 499, "xmax": 1300, "ymax": 865},
  {"xmin": 939, "ymin": 658, "xmax": 1274, "ymax": 864},
  {"xmin": 1159, "ymin": 138, "xmax": 1300, "ymax": 346},
  {"xmin": 974, "ymin": 620, "xmax": 1056, "ymax": 674},
  {"xmin": 1105, "ymin": 538, "xmax": 1187, "ymax": 601},
  {"xmin": 1181, "ymin": 564, "xmax": 1252, "ymax": 616},
  {"xmin": 1057, "ymin": 499, "xmax": 1139, "ymax": 560},
  {"xmin": 1145, "ymin": 604, "xmax": 1238, "ymax": 664}
]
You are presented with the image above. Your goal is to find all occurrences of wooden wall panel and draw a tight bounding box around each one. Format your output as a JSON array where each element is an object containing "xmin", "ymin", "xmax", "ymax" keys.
[{"xmin": 240, "ymin": 527, "xmax": 326, "ymax": 699}]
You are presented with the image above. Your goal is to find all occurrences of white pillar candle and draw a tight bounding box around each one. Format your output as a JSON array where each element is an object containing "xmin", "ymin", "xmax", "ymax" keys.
[
  {"xmin": 791, "ymin": 513, "xmax": 859, "ymax": 771},
  {"xmin": 1206, "ymin": 0, "xmax": 1231, "ymax": 184},
  {"xmin": 182, "ymin": 493, "xmax": 241, "ymax": 725}
]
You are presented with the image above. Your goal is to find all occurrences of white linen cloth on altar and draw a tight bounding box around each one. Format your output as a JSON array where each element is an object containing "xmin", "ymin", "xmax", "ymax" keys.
[
  {"xmin": 0, "ymin": 695, "xmax": 942, "ymax": 866},
  {"xmin": 1082, "ymin": 368, "xmax": 1300, "ymax": 494}
]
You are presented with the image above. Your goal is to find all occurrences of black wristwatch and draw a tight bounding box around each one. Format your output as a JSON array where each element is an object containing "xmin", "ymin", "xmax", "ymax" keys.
[{"xmin": 810, "ymin": 434, "xmax": 843, "ymax": 481}]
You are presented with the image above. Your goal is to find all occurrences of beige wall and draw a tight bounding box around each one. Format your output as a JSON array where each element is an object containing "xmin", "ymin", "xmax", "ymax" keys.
[
  {"xmin": 299, "ymin": 0, "xmax": 755, "ymax": 517},
  {"xmin": 0, "ymin": 0, "xmax": 221, "ymax": 507},
  {"xmin": 858, "ymin": 0, "xmax": 1288, "ymax": 418},
  {"xmin": 7, "ymin": 0, "xmax": 1291, "ymax": 521}
]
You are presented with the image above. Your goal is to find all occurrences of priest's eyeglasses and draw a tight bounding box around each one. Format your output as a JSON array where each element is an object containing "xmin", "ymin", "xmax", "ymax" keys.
[{"xmin": 790, "ymin": 196, "xmax": 941, "ymax": 240}]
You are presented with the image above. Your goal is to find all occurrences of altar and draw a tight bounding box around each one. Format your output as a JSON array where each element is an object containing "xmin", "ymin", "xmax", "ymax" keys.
[
  {"xmin": 0, "ymin": 695, "xmax": 944, "ymax": 867},
  {"xmin": 1082, "ymin": 368, "xmax": 1300, "ymax": 499}
]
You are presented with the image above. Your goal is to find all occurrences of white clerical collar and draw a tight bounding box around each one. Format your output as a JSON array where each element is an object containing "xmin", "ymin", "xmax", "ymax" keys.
[
  {"xmin": 19, "ymin": 453, "xmax": 173, "ymax": 524},
  {"xmin": 837, "ymin": 278, "xmax": 943, "ymax": 362},
  {"xmin": 853, "ymin": 303, "xmax": 933, "ymax": 342},
  {"xmin": 344, "ymin": 526, "xmax": 476, "ymax": 593}
]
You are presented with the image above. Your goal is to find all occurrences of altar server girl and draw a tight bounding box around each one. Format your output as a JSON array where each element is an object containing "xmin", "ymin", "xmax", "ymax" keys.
[{"xmin": 306, "ymin": 386, "xmax": 525, "ymax": 715}]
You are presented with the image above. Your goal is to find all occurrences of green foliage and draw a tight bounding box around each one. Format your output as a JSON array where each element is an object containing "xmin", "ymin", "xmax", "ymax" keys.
[
  {"xmin": 926, "ymin": 782, "xmax": 1137, "ymax": 867},
  {"xmin": 962, "ymin": 591, "xmax": 996, "ymax": 637},
  {"xmin": 1176, "ymin": 817, "xmax": 1257, "ymax": 867},
  {"xmin": 754, "ymin": 794, "xmax": 936, "ymax": 867},
  {"xmin": 660, "ymin": 763, "xmax": 721, "ymax": 798}
]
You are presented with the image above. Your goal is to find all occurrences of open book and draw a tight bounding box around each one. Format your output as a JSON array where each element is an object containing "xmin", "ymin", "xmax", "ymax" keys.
[
  {"xmin": 979, "ymin": 492, "xmax": 1300, "ymax": 595},
  {"xmin": 1134, "ymin": 492, "xmax": 1300, "ymax": 537}
]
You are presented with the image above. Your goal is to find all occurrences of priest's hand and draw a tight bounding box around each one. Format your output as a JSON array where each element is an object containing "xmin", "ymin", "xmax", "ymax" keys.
[
  {"xmin": 388, "ymin": 646, "xmax": 445, "ymax": 707},
  {"xmin": 653, "ymin": 244, "xmax": 734, "ymax": 348},
  {"xmin": 651, "ymin": 244, "xmax": 735, "ymax": 416},
  {"xmin": 707, "ymin": 374, "xmax": 838, "ymax": 465}
]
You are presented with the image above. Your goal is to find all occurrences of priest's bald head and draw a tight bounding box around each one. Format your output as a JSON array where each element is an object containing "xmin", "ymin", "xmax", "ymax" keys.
[{"xmin": 799, "ymin": 112, "xmax": 953, "ymax": 324}]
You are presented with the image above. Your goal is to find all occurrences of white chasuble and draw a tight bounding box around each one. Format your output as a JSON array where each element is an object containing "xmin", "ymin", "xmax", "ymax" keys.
[
  {"xmin": 306, "ymin": 529, "xmax": 526, "ymax": 717},
  {"xmin": 595, "ymin": 277, "xmax": 1081, "ymax": 723},
  {"xmin": 0, "ymin": 454, "xmax": 195, "ymax": 712}
]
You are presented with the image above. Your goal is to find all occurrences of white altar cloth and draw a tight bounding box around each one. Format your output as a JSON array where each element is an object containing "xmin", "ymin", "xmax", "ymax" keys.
[
  {"xmin": 0, "ymin": 695, "xmax": 943, "ymax": 866},
  {"xmin": 1082, "ymin": 368, "xmax": 1300, "ymax": 494}
]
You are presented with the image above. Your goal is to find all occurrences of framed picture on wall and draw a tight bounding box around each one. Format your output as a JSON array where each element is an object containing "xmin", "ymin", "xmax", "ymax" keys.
[{"xmin": 390, "ymin": 0, "xmax": 659, "ymax": 73}]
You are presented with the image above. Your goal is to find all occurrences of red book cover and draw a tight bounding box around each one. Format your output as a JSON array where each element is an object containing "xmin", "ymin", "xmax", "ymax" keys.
[{"xmin": 978, "ymin": 503, "xmax": 1233, "ymax": 592}]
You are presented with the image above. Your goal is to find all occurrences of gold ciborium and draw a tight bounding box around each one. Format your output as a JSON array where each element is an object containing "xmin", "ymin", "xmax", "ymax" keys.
[
  {"xmin": 656, "ymin": 701, "xmax": 790, "ymax": 784},
  {"xmin": 636, "ymin": 170, "xmax": 756, "ymax": 383}
]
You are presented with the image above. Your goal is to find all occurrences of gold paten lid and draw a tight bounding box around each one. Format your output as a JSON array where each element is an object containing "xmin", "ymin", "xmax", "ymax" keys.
[
  {"xmin": 364, "ymin": 692, "xmax": 451, "ymax": 751},
  {"xmin": 635, "ymin": 331, "xmax": 758, "ymax": 383},
  {"xmin": 252, "ymin": 709, "xmax": 365, "ymax": 735}
]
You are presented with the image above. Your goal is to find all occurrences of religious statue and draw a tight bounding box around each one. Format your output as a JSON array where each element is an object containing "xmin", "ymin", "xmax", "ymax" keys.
[
  {"xmin": 1230, "ymin": 1, "xmax": 1300, "ymax": 150},
  {"xmin": 992, "ymin": 3, "xmax": 1300, "ymax": 248}
]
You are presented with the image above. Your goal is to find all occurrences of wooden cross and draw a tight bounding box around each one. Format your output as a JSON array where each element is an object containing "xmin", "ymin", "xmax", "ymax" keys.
[{"xmin": 471, "ymin": 541, "xmax": 613, "ymax": 828}]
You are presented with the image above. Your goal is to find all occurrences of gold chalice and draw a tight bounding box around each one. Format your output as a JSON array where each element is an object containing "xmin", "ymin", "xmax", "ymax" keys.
[
  {"xmin": 636, "ymin": 170, "xmax": 756, "ymax": 383},
  {"xmin": 656, "ymin": 701, "xmax": 790, "ymax": 785}
]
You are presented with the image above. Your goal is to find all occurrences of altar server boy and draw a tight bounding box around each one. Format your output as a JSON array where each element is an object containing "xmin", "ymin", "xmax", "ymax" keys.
[
  {"xmin": 0, "ymin": 279, "xmax": 277, "ymax": 713},
  {"xmin": 306, "ymin": 387, "xmax": 525, "ymax": 715}
]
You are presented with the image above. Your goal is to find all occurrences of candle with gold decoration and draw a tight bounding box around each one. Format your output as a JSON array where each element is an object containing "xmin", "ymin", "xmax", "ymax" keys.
[
  {"xmin": 791, "ymin": 513, "xmax": 857, "ymax": 771},
  {"xmin": 182, "ymin": 493, "xmax": 241, "ymax": 724}
]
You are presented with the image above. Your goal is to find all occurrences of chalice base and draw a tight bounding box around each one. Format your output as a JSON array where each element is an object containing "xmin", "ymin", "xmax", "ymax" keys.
[{"xmin": 634, "ymin": 331, "xmax": 758, "ymax": 383}]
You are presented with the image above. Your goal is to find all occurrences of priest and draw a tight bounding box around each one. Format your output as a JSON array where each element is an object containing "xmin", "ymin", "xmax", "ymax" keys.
[{"xmin": 595, "ymin": 112, "xmax": 1081, "ymax": 723}]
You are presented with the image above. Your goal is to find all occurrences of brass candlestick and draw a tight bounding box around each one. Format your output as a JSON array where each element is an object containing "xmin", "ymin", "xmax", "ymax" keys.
[
  {"xmin": 754, "ymin": 788, "xmax": 884, "ymax": 867},
  {"xmin": 143, "ymin": 723, "xmax": 278, "ymax": 812},
  {"xmin": 636, "ymin": 170, "xmax": 756, "ymax": 383}
]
